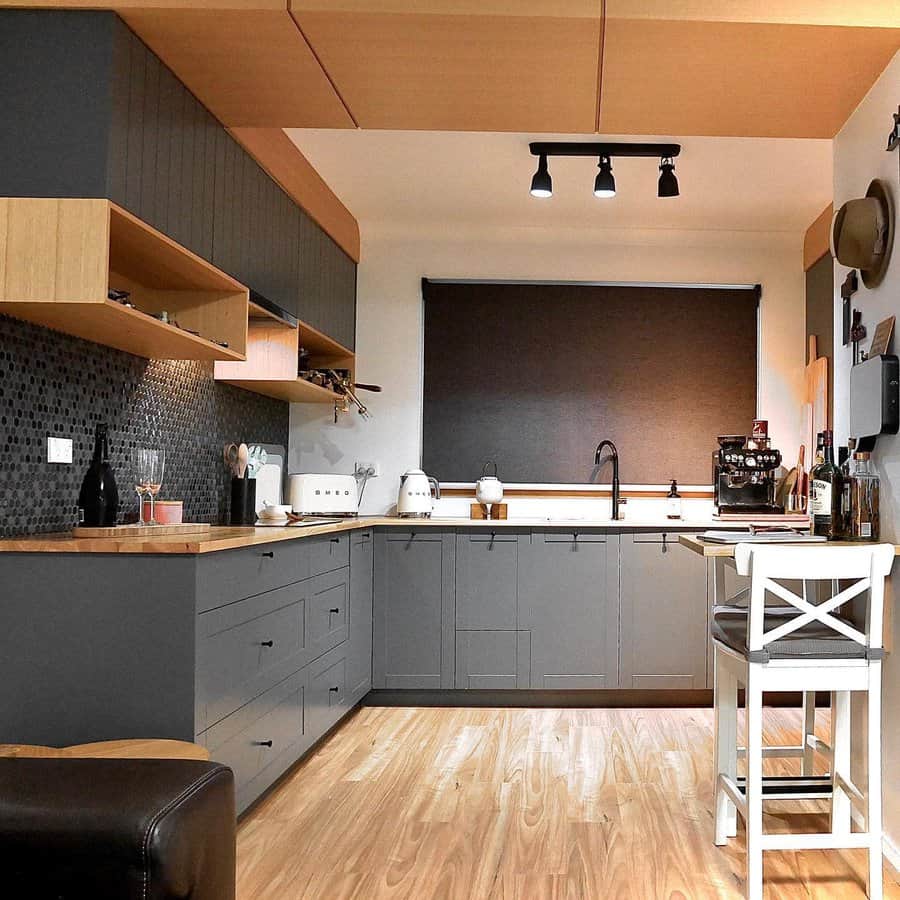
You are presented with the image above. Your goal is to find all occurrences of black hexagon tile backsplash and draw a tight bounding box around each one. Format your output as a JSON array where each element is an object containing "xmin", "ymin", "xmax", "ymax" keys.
[{"xmin": 0, "ymin": 314, "xmax": 288, "ymax": 537}]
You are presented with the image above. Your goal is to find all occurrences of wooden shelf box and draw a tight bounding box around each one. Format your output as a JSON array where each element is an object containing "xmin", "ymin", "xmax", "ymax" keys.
[
  {"xmin": 0, "ymin": 198, "xmax": 248, "ymax": 361},
  {"xmin": 214, "ymin": 319, "xmax": 354, "ymax": 403}
]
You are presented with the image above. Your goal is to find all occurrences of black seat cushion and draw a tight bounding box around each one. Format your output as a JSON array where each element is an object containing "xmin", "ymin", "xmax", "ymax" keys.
[
  {"xmin": 0, "ymin": 758, "xmax": 235, "ymax": 900},
  {"xmin": 712, "ymin": 608, "xmax": 870, "ymax": 662}
]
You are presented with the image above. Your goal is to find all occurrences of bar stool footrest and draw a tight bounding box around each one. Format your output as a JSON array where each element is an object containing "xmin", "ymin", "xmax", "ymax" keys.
[{"xmin": 735, "ymin": 774, "xmax": 833, "ymax": 801}]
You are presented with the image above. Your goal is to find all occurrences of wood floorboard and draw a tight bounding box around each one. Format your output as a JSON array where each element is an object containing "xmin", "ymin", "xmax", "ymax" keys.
[{"xmin": 237, "ymin": 706, "xmax": 900, "ymax": 899}]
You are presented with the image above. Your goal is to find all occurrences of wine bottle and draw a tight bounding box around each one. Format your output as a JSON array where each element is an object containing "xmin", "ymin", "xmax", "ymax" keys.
[
  {"xmin": 809, "ymin": 430, "xmax": 843, "ymax": 539},
  {"xmin": 77, "ymin": 423, "xmax": 119, "ymax": 527}
]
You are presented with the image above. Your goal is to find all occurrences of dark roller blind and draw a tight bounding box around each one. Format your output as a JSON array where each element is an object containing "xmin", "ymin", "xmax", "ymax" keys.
[{"xmin": 422, "ymin": 281, "xmax": 759, "ymax": 484}]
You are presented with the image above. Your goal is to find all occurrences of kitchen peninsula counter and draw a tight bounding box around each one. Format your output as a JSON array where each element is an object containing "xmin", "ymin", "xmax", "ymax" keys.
[{"xmin": 0, "ymin": 515, "xmax": 812, "ymax": 554}]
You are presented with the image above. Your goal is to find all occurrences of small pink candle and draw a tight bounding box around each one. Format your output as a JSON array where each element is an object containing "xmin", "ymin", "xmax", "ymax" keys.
[{"xmin": 143, "ymin": 500, "xmax": 184, "ymax": 525}]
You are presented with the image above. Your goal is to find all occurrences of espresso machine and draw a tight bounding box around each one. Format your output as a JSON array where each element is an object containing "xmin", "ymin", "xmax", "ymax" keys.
[{"xmin": 713, "ymin": 434, "xmax": 784, "ymax": 514}]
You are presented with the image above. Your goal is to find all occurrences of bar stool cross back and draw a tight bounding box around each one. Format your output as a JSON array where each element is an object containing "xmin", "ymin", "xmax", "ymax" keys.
[{"xmin": 712, "ymin": 542, "xmax": 893, "ymax": 900}]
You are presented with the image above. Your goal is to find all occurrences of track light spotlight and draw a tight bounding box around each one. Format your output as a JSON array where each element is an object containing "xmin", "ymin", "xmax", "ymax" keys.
[
  {"xmin": 527, "ymin": 142, "xmax": 681, "ymax": 198},
  {"xmin": 593, "ymin": 156, "xmax": 616, "ymax": 199},
  {"xmin": 657, "ymin": 157, "xmax": 679, "ymax": 198},
  {"xmin": 530, "ymin": 154, "xmax": 552, "ymax": 198}
]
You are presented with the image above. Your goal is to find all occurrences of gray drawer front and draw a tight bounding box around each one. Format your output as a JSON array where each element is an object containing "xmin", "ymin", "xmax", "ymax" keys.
[
  {"xmin": 196, "ymin": 541, "xmax": 310, "ymax": 612},
  {"xmin": 455, "ymin": 630, "xmax": 530, "ymax": 690},
  {"xmin": 540, "ymin": 531, "xmax": 608, "ymax": 543},
  {"xmin": 205, "ymin": 670, "xmax": 305, "ymax": 794},
  {"xmin": 196, "ymin": 582, "xmax": 307, "ymax": 731},
  {"xmin": 309, "ymin": 533, "xmax": 350, "ymax": 577},
  {"xmin": 307, "ymin": 645, "xmax": 348, "ymax": 739},
  {"xmin": 308, "ymin": 568, "xmax": 349, "ymax": 659}
]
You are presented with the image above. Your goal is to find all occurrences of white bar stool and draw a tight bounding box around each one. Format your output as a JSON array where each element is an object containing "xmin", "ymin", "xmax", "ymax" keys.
[{"xmin": 712, "ymin": 542, "xmax": 893, "ymax": 900}]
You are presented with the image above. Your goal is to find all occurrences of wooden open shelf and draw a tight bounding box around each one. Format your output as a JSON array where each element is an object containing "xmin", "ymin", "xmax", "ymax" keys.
[
  {"xmin": 0, "ymin": 198, "xmax": 248, "ymax": 361},
  {"xmin": 214, "ymin": 318, "xmax": 354, "ymax": 403}
]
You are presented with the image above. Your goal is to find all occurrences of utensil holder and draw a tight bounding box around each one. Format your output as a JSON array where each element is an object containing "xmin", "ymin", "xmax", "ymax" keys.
[{"xmin": 230, "ymin": 477, "xmax": 257, "ymax": 525}]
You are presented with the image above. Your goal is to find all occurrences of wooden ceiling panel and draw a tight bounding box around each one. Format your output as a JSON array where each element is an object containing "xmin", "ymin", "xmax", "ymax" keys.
[
  {"xmin": 290, "ymin": 9, "xmax": 603, "ymax": 132},
  {"xmin": 119, "ymin": 9, "xmax": 355, "ymax": 127},
  {"xmin": 600, "ymin": 19, "xmax": 900, "ymax": 138}
]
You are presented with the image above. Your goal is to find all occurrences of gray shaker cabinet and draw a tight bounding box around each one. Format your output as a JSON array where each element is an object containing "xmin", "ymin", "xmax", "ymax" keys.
[
  {"xmin": 455, "ymin": 630, "xmax": 530, "ymax": 690},
  {"xmin": 455, "ymin": 531, "xmax": 520, "ymax": 630},
  {"xmin": 348, "ymin": 528, "xmax": 374, "ymax": 702},
  {"xmin": 620, "ymin": 533, "xmax": 708, "ymax": 689},
  {"xmin": 373, "ymin": 529, "xmax": 455, "ymax": 689},
  {"xmin": 518, "ymin": 531, "xmax": 620, "ymax": 689}
]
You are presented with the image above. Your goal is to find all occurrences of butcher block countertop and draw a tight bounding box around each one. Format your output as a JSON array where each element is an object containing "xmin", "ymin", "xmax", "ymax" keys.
[
  {"xmin": 0, "ymin": 515, "xmax": 811, "ymax": 555},
  {"xmin": 680, "ymin": 533, "xmax": 900, "ymax": 558}
]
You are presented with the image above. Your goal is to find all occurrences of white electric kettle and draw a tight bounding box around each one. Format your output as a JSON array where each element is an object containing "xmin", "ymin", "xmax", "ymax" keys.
[{"xmin": 397, "ymin": 469, "xmax": 441, "ymax": 518}]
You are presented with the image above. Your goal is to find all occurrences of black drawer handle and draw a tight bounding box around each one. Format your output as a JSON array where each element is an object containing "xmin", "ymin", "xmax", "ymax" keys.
[
  {"xmin": 329, "ymin": 686, "xmax": 340, "ymax": 693},
  {"xmin": 329, "ymin": 607, "xmax": 340, "ymax": 615},
  {"xmin": 253, "ymin": 740, "xmax": 273, "ymax": 748},
  {"xmin": 260, "ymin": 640, "xmax": 274, "ymax": 647},
  {"xmin": 330, "ymin": 537, "xmax": 341, "ymax": 544},
  {"xmin": 261, "ymin": 551, "xmax": 274, "ymax": 559}
]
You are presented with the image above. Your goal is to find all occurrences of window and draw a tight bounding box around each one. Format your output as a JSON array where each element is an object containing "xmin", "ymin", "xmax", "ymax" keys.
[{"xmin": 422, "ymin": 280, "xmax": 759, "ymax": 484}]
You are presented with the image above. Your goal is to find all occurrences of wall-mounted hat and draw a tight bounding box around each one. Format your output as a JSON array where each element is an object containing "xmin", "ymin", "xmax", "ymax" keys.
[{"xmin": 831, "ymin": 178, "xmax": 894, "ymax": 288}]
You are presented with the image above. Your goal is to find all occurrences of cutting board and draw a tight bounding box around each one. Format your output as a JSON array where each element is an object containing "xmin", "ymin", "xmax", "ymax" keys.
[
  {"xmin": 253, "ymin": 443, "xmax": 285, "ymax": 514},
  {"xmin": 73, "ymin": 523, "xmax": 211, "ymax": 538},
  {"xmin": 804, "ymin": 335, "xmax": 828, "ymax": 459}
]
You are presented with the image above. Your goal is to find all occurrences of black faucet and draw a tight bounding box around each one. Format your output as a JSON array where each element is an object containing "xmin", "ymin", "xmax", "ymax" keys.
[{"xmin": 593, "ymin": 440, "xmax": 621, "ymax": 520}]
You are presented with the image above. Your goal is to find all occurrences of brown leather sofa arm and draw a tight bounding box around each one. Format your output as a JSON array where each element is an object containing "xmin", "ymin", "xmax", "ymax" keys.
[{"xmin": 0, "ymin": 758, "xmax": 235, "ymax": 900}]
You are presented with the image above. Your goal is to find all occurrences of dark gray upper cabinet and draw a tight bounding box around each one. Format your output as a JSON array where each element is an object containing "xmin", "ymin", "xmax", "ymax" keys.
[
  {"xmin": 298, "ymin": 211, "xmax": 357, "ymax": 351},
  {"xmin": 518, "ymin": 532, "xmax": 620, "ymax": 689},
  {"xmin": 0, "ymin": 9, "xmax": 357, "ymax": 349}
]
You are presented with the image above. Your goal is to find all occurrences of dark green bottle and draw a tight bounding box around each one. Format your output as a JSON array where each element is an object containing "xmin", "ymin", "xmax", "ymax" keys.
[
  {"xmin": 809, "ymin": 430, "xmax": 843, "ymax": 539},
  {"xmin": 77, "ymin": 423, "xmax": 119, "ymax": 527}
]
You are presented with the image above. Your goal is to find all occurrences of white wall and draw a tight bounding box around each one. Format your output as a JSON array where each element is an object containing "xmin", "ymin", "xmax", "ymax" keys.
[
  {"xmin": 290, "ymin": 223, "xmax": 806, "ymax": 514},
  {"xmin": 832, "ymin": 50, "xmax": 900, "ymax": 860}
]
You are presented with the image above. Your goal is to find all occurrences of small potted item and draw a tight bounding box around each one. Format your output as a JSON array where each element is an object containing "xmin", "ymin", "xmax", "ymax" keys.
[
  {"xmin": 475, "ymin": 461, "xmax": 504, "ymax": 517},
  {"xmin": 142, "ymin": 499, "xmax": 183, "ymax": 525}
]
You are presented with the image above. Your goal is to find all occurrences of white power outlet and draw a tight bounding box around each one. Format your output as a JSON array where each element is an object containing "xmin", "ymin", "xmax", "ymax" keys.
[
  {"xmin": 47, "ymin": 436, "xmax": 73, "ymax": 464},
  {"xmin": 355, "ymin": 460, "xmax": 380, "ymax": 477}
]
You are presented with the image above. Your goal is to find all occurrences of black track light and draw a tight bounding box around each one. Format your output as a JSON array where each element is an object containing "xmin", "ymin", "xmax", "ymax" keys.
[
  {"xmin": 530, "ymin": 154, "xmax": 552, "ymax": 198},
  {"xmin": 657, "ymin": 157, "xmax": 679, "ymax": 198},
  {"xmin": 593, "ymin": 156, "xmax": 616, "ymax": 198}
]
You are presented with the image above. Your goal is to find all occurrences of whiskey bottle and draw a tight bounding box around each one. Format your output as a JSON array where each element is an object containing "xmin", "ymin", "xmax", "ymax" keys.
[{"xmin": 809, "ymin": 430, "xmax": 843, "ymax": 539}]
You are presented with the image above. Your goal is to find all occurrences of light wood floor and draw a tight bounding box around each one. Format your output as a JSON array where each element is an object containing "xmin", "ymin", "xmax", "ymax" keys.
[{"xmin": 237, "ymin": 706, "xmax": 900, "ymax": 899}]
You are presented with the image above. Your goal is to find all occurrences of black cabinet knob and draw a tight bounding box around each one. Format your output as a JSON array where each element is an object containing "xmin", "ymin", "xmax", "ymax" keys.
[
  {"xmin": 329, "ymin": 686, "xmax": 340, "ymax": 693},
  {"xmin": 329, "ymin": 607, "xmax": 340, "ymax": 615},
  {"xmin": 253, "ymin": 740, "xmax": 273, "ymax": 747},
  {"xmin": 261, "ymin": 551, "xmax": 274, "ymax": 559},
  {"xmin": 260, "ymin": 640, "xmax": 274, "ymax": 647}
]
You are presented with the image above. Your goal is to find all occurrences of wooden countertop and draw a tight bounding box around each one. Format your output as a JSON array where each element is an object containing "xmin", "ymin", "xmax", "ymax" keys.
[
  {"xmin": 679, "ymin": 534, "xmax": 900, "ymax": 558},
  {"xmin": 0, "ymin": 516, "xmax": 808, "ymax": 555}
]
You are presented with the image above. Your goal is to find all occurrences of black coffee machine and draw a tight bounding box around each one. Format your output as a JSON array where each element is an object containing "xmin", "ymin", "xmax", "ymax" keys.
[{"xmin": 713, "ymin": 434, "xmax": 784, "ymax": 514}]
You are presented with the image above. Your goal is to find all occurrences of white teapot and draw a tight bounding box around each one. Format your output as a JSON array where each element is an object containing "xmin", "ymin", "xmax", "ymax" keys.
[{"xmin": 475, "ymin": 460, "xmax": 504, "ymax": 507}]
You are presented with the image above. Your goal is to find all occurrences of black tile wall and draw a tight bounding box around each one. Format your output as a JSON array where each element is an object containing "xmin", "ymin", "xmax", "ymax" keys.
[{"xmin": 0, "ymin": 314, "xmax": 288, "ymax": 537}]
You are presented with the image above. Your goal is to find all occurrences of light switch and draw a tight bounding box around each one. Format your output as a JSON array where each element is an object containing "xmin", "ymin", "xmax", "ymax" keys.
[{"xmin": 47, "ymin": 436, "xmax": 73, "ymax": 464}]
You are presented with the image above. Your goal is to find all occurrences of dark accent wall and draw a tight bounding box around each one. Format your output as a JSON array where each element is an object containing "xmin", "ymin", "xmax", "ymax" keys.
[
  {"xmin": 805, "ymin": 253, "xmax": 835, "ymax": 427},
  {"xmin": 422, "ymin": 282, "xmax": 759, "ymax": 484},
  {"xmin": 0, "ymin": 314, "xmax": 288, "ymax": 537}
]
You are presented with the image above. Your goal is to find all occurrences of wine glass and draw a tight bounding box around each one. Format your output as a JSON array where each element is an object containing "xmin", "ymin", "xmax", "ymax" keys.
[
  {"xmin": 133, "ymin": 448, "xmax": 151, "ymax": 524},
  {"xmin": 133, "ymin": 448, "xmax": 165, "ymax": 525}
]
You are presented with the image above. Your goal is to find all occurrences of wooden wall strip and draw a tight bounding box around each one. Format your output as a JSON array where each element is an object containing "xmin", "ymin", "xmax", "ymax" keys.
[
  {"xmin": 442, "ymin": 488, "xmax": 715, "ymax": 499},
  {"xmin": 803, "ymin": 203, "xmax": 833, "ymax": 271},
  {"xmin": 229, "ymin": 127, "xmax": 360, "ymax": 262}
]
